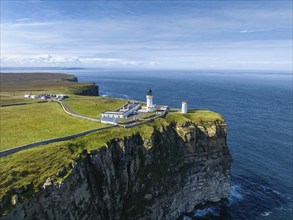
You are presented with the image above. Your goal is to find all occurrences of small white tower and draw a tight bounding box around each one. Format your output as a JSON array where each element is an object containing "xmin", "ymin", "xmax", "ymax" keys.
[
  {"xmin": 182, "ymin": 100, "xmax": 188, "ymax": 113},
  {"xmin": 146, "ymin": 88, "xmax": 155, "ymax": 112},
  {"xmin": 146, "ymin": 89, "xmax": 153, "ymax": 108}
]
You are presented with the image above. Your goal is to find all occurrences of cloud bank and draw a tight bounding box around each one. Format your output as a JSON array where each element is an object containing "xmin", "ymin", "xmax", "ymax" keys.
[
  {"xmin": 0, "ymin": 54, "xmax": 158, "ymax": 68},
  {"xmin": 1, "ymin": 1, "xmax": 292, "ymax": 71}
]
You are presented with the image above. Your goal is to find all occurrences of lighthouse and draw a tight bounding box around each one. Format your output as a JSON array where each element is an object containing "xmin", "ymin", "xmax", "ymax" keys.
[
  {"xmin": 146, "ymin": 88, "xmax": 156, "ymax": 112},
  {"xmin": 182, "ymin": 100, "xmax": 188, "ymax": 113}
]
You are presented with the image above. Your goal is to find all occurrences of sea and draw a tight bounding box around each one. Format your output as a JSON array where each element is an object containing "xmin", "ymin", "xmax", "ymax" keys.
[{"xmin": 2, "ymin": 68, "xmax": 293, "ymax": 220}]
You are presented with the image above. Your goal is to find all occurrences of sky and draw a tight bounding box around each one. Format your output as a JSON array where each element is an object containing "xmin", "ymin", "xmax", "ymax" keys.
[{"xmin": 1, "ymin": 0, "xmax": 292, "ymax": 71}]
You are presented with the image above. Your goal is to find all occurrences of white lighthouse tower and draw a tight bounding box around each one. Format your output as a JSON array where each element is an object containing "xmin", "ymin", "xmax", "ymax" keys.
[
  {"xmin": 146, "ymin": 88, "xmax": 156, "ymax": 112},
  {"xmin": 182, "ymin": 100, "xmax": 188, "ymax": 113}
]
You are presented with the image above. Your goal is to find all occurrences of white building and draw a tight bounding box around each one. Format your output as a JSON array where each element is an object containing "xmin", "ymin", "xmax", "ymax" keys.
[
  {"xmin": 101, "ymin": 116, "xmax": 119, "ymax": 125},
  {"xmin": 56, "ymin": 94, "xmax": 68, "ymax": 99},
  {"xmin": 160, "ymin": 106, "xmax": 168, "ymax": 111},
  {"xmin": 101, "ymin": 111, "xmax": 126, "ymax": 119},
  {"xmin": 182, "ymin": 101, "xmax": 188, "ymax": 113},
  {"xmin": 101, "ymin": 103, "xmax": 141, "ymax": 119},
  {"xmin": 101, "ymin": 102, "xmax": 141, "ymax": 124}
]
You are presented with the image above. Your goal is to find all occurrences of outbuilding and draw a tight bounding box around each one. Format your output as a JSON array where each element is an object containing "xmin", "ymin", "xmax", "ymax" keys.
[{"xmin": 101, "ymin": 116, "xmax": 119, "ymax": 125}]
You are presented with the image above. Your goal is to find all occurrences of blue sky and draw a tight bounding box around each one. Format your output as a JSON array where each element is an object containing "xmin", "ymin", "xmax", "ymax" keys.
[{"xmin": 1, "ymin": 0, "xmax": 292, "ymax": 71}]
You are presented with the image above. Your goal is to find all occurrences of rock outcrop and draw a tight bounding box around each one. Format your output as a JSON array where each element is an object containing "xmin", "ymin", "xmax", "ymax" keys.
[
  {"xmin": 65, "ymin": 76, "xmax": 78, "ymax": 82},
  {"xmin": 74, "ymin": 83, "xmax": 99, "ymax": 96},
  {"xmin": 2, "ymin": 121, "xmax": 232, "ymax": 220}
]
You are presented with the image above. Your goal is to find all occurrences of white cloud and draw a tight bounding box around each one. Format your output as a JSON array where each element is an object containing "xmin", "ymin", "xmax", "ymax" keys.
[
  {"xmin": 0, "ymin": 54, "xmax": 158, "ymax": 67},
  {"xmin": 79, "ymin": 57, "xmax": 141, "ymax": 66},
  {"xmin": 11, "ymin": 21, "xmax": 56, "ymax": 27},
  {"xmin": 240, "ymin": 29, "xmax": 267, "ymax": 33},
  {"xmin": 15, "ymin": 18, "xmax": 31, "ymax": 22},
  {"xmin": 1, "ymin": 54, "xmax": 79, "ymax": 65},
  {"xmin": 1, "ymin": 1, "xmax": 292, "ymax": 71},
  {"xmin": 149, "ymin": 61, "xmax": 160, "ymax": 66}
]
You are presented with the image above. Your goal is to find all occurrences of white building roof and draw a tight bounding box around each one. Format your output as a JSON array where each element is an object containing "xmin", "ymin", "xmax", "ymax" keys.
[
  {"xmin": 103, "ymin": 111, "xmax": 125, "ymax": 115},
  {"xmin": 101, "ymin": 116, "xmax": 119, "ymax": 124}
]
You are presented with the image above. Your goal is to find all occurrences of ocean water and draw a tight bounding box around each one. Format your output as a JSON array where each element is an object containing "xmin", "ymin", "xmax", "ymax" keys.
[{"xmin": 3, "ymin": 68, "xmax": 293, "ymax": 219}]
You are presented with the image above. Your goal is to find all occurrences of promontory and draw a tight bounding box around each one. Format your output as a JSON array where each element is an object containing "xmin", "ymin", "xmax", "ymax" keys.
[{"xmin": 0, "ymin": 73, "xmax": 232, "ymax": 219}]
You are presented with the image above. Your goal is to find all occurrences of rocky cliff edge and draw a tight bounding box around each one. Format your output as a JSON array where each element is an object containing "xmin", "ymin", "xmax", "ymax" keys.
[{"xmin": 1, "ymin": 114, "xmax": 232, "ymax": 220}]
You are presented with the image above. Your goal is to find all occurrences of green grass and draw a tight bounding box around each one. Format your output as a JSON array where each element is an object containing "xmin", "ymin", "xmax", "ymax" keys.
[
  {"xmin": 118, "ymin": 118, "xmax": 130, "ymax": 123},
  {"xmin": 0, "ymin": 140, "xmax": 83, "ymax": 215},
  {"xmin": 0, "ymin": 122, "xmax": 158, "ymax": 214},
  {"xmin": 165, "ymin": 109, "xmax": 224, "ymax": 125},
  {"xmin": 76, "ymin": 123, "xmax": 156, "ymax": 150},
  {"xmin": 140, "ymin": 112, "xmax": 157, "ymax": 119},
  {"xmin": 0, "ymin": 73, "xmax": 97, "ymax": 105},
  {"xmin": 0, "ymin": 108, "xmax": 224, "ymax": 216},
  {"xmin": 0, "ymin": 92, "xmax": 39, "ymax": 105},
  {"xmin": 0, "ymin": 118, "xmax": 165, "ymax": 194},
  {"xmin": 0, "ymin": 102, "xmax": 106, "ymax": 151},
  {"xmin": 64, "ymin": 96, "xmax": 127, "ymax": 118},
  {"xmin": 0, "ymin": 107, "xmax": 222, "ymax": 152}
]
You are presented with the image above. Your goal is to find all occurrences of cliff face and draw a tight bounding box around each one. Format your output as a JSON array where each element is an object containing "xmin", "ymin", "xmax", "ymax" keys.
[
  {"xmin": 3, "ymin": 121, "xmax": 232, "ymax": 220},
  {"xmin": 65, "ymin": 76, "xmax": 78, "ymax": 82},
  {"xmin": 74, "ymin": 84, "xmax": 99, "ymax": 96}
]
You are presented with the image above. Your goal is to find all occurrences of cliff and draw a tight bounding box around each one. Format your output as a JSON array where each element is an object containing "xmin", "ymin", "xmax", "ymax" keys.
[
  {"xmin": 2, "ymin": 119, "xmax": 232, "ymax": 219},
  {"xmin": 73, "ymin": 83, "xmax": 99, "ymax": 96}
]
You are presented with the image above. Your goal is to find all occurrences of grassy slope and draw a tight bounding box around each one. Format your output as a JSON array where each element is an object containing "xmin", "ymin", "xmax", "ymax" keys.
[
  {"xmin": 0, "ymin": 92, "xmax": 39, "ymax": 105},
  {"xmin": 64, "ymin": 96, "xmax": 127, "ymax": 118},
  {"xmin": 0, "ymin": 73, "xmax": 95, "ymax": 105},
  {"xmin": 0, "ymin": 72, "xmax": 225, "ymax": 216},
  {"xmin": 165, "ymin": 109, "xmax": 224, "ymax": 125},
  {"xmin": 0, "ymin": 121, "xmax": 158, "ymax": 214},
  {"xmin": 0, "ymin": 141, "xmax": 81, "ymax": 215},
  {"xmin": 0, "ymin": 102, "xmax": 106, "ymax": 151},
  {"xmin": 0, "ymin": 110, "xmax": 223, "ymax": 213}
]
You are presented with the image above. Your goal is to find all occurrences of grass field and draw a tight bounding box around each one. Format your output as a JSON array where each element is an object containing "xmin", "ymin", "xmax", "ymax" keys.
[
  {"xmin": 64, "ymin": 96, "xmax": 127, "ymax": 118},
  {"xmin": 0, "ymin": 120, "xmax": 160, "ymax": 215},
  {"xmin": 0, "ymin": 73, "xmax": 97, "ymax": 105},
  {"xmin": 0, "ymin": 108, "xmax": 224, "ymax": 215},
  {"xmin": 0, "ymin": 140, "xmax": 81, "ymax": 215},
  {"xmin": 0, "ymin": 72, "xmax": 225, "ymax": 216},
  {"xmin": 165, "ymin": 109, "xmax": 224, "ymax": 125},
  {"xmin": 0, "ymin": 102, "xmax": 106, "ymax": 151},
  {"xmin": 0, "ymin": 92, "xmax": 39, "ymax": 105}
]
